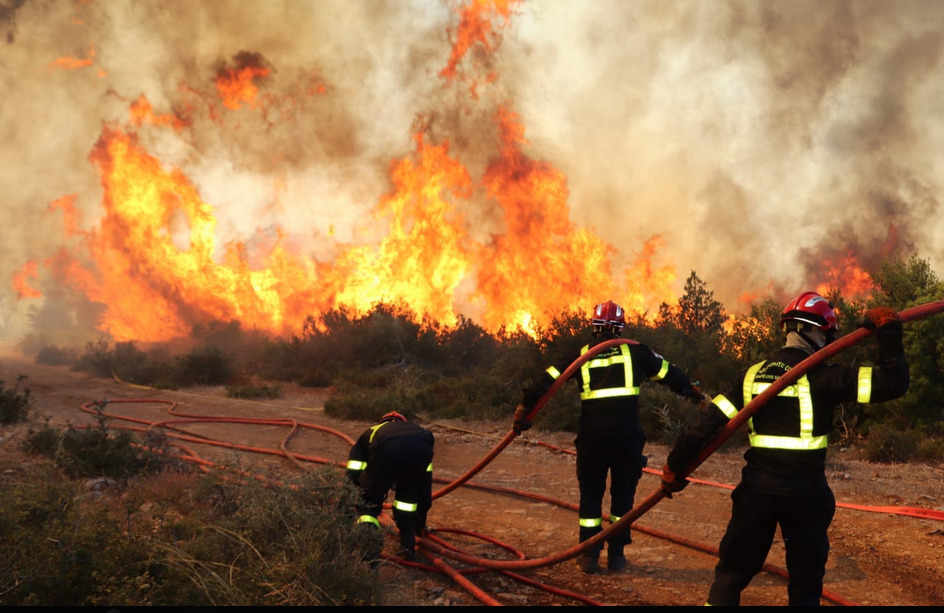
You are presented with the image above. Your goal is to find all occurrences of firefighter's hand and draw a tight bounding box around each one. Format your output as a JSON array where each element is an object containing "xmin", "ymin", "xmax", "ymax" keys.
[
  {"xmin": 859, "ymin": 306, "xmax": 901, "ymax": 330},
  {"xmin": 687, "ymin": 386, "xmax": 712, "ymax": 410},
  {"xmin": 660, "ymin": 464, "xmax": 690, "ymax": 499},
  {"xmin": 512, "ymin": 404, "xmax": 532, "ymax": 434}
]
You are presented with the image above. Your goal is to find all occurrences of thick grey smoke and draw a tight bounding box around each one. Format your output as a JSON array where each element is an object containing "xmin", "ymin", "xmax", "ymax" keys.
[
  {"xmin": 2, "ymin": 0, "xmax": 943, "ymax": 339},
  {"xmin": 504, "ymin": 0, "xmax": 944, "ymax": 303}
]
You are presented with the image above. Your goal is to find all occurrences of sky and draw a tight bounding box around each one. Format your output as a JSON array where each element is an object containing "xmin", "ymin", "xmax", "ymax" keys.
[{"xmin": 2, "ymin": 0, "xmax": 943, "ymax": 340}]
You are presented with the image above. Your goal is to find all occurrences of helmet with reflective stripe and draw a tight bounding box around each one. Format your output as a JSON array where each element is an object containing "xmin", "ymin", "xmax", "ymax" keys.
[
  {"xmin": 591, "ymin": 300, "xmax": 626, "ymax": 337},
  {"xmin": 380, "ymin": 411, "xmax": 407, "ymax": 423},
  {"xmin": 780, "ymin": 291, "xmax": 838, "ymax": 333}
]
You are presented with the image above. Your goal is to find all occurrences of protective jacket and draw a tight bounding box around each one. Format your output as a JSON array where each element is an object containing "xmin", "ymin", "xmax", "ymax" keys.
[
  {"xmin": 522, "ymin": 340, "xmax": 699, "ymax": 440},
  {"xmin": 666, "ymin": 326, "xmax": 909, "ymax": 486},
  {"xmin": 346, "ymin": 418, "xmax": 434, "ymax": 552}
]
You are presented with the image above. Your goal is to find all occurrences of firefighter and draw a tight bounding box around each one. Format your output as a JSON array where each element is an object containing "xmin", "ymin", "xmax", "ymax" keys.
[
  {"xmin": 513, "ymin": 300, "xmax": 706, "ymax": 574},
  {"xmin": 346, "ymin": 411, "xmax": 435, "ymax": 562},
  {"xmin": 660, "ymin": 292, "xmax": 909, "ymax": 605}
]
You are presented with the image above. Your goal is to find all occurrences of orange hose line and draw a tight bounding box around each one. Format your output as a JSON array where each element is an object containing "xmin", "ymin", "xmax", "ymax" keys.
[
  {"xmin": 78, "ymin": 410, "xmax": 795, "ymax": 605},
  {"xmin": 415, "ymin": 547, "xmax": 503, "ymax": 606},
  {"xmin": 529, "ymin": 420, "xmax": 944, "ymax": 523},
  {"xmin": 424, "ymin": 529, "xmax": 605, "ymax": 606},
  {"xmin": 102, "ymin": 413, "xmax": 842, "ymax": 606},
  {"xmin": 76, "ymin": 301, "xmax": 944, "ymax": 605},
  {"xmin": 71, "ymin": 408, "xmax": 599, "ymax": 604}
]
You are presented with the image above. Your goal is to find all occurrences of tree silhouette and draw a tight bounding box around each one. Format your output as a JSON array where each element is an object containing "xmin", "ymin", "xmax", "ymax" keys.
[{"xmin": 674, "ymin": 270, "xmax": 726, "ymax": 336}]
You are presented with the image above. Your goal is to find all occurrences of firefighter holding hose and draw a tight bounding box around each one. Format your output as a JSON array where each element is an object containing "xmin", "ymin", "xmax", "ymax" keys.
[
  {"xmin": 346, "ymin": 411, "xmax": 435, "ymax": 563},
  {"xmin": 514, "ymin": 300, "xmax": 707, "ymax": 574},
  {"xmin": 661, "ymin": 292, "xmax": 910, "ymax": 605}
]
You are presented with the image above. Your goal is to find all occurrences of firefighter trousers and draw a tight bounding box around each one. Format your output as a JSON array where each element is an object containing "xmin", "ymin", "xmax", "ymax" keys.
[
  {"xmin": 707, "ymin": 481, "xmax": 836, "ymax": 606},
  {"xmin": 574, "ymin": 435, "xmax": 645, "ymax": 551},
  {"xmin": 358, "ymin": 462, "xmax": 433, "ymax": 551}
]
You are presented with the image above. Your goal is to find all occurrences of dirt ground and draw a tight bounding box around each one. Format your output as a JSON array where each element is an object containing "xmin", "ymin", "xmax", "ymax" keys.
[{"xmin": 2, "ymin": 351, "xmax": 944, "ymax": 606}]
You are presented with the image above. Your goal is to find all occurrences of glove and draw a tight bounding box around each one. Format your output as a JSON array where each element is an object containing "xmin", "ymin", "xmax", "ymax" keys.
[
  {"xmin": 687, "ymin": 386, "xmax": 712, "ymax": 410},
  {"xmin": 512, "ymin": 404, "xmax": 532, "ymax": 434},
  {"xmin": 660, "ymin": 464, "xmax": 690, "ymax": 499},
  {"xmin": 859, "ymin": 306, "xmax": 900, "ymax": 330}
]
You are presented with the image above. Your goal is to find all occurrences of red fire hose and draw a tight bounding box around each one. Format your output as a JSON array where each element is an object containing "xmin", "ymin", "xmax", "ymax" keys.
[{"xmin": 422, "ymin": 299, "xmax": 944, "ymax": 570}]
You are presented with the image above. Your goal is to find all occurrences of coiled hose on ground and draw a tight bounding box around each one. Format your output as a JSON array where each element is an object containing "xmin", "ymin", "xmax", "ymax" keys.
[{"xmin": 74, "ymin": 299, "xmax": 944, "ymax": 605}]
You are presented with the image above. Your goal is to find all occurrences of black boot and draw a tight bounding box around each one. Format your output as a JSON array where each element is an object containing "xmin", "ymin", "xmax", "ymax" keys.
[
  {"xmin": 607, "ymin": 545, "xmax": 627, "ymax": 571},
  {"xmin": 576, "ymin": 552, "xmax": 600, "ymax": 574}
]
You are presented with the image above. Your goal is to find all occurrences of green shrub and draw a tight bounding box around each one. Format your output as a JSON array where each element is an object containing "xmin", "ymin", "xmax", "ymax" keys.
[
  {"xmin": 172, "ymin": 347, "xmax": 234, "ymax": 387},
  {"xmin": 0, "ymin": 375, "xmax": 31, "ymax": 425},
  {"xmin": 324, "ymin": 386, "xmax": 431, "ymax": 422},
  {"xmin": 226, "ymin": 383, "xmax": 282, "ymax": 399},
  {"xmin": 71, "ymin": 337, "xmax": 119, "ymax": 378},
  {"xmin": 427, "ymin": 373, "xmax": 518, "ymax": 421},
  {"xmin": 0, "ymin": 464, "xmax": 157, "ymax": 605},
  {"xmin": 639, "ymin": 384, "xmax": 699, "ymax": 445},
  {"xmin": 530, "ymin": 383, "xmax": 580, "ymax": 433},
  {"xmin": 0, "ymin": 462, "xmax": 400, "ymax": 606},
  {"xmin": 863, "ymin": 422, "xmax": 921, "ymax": 463},
  {"xmin": 23, "ymin": 423, "xmax": 170, "ymax": 480},
  {"xmin": 915, "ymin": 435, "xmax": 944, "ymax": 463}
]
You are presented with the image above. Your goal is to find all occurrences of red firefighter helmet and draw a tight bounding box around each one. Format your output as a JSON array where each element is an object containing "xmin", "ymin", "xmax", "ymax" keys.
[
  {"xmin": 380, "ymin": 411, "xmax": 407, "ymax": 423},
  {"xmin": 780, "ymin": 291, "xmax": 839, "ymax": 333},
  {"xmin": 591, "ymin": 300, "xmax": 626, "ymax": 337}
]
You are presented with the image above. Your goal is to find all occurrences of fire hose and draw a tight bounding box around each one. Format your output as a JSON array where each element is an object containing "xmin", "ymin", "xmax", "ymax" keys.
[
  {"xmin": 418, "ymin": 299, "xmax": 944, "ymax": 571},
  {"xmin": 68, "ymin": 299, "xmax": 944, "ymax": 604}
]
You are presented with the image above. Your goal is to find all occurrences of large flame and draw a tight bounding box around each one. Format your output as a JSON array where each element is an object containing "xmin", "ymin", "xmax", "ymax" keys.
[{"xmin": 12, "ymin": 1, "xmax": 889, "ymax": 344}]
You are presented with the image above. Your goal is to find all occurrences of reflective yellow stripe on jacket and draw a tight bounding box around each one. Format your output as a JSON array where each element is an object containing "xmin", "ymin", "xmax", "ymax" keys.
[
  {"xmin": 578, "ymin": 344, "xmax": 639, "ymax": 400},
  {"xmin": 346, "ymin": 421, "xmax": 394, "ymax": 473},
  {"xmin": 742, "ymin": 361, "xmax": 827, "ymax": 451}
]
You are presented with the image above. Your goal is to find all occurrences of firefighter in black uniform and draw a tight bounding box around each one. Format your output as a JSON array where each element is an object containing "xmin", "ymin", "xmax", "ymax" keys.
[
  {"xmin": 660, "ymin": 292, "xmax": 909, "ymax": 605},
  {"xmin": 514, "ymin": 300, "xmax": 706, "ymax": 573},
  {"xmin": 346, "ymin": 411, "xmax": 434, "ymax": 561}
]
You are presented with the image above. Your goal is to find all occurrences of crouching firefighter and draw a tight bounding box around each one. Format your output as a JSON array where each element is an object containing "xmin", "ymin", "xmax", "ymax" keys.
[{"xmin": 346, "ymin": 411, "xmax": 435, "ymax": 562}]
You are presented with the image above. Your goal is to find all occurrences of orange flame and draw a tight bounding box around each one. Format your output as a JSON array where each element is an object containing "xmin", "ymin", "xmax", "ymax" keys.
[
  {"xmin": 440, "ymin": 0, "xmax": 519, "ymax": 79},
  {"xmin": 329, "ymin": 132, "xmax": 474, "ymax": 328},
  {"xmin": 50, "ymin": 43, "xmax": 95, "ymax": 69},
  {"xmin": 815, "ymin": 250, "xmax": 875, "ymax": 299},
  {"xmin": 129, "ymin": 95, "xmax": 187, "ymax": 131},
  {"xmin": 620, "ymin": 235, "xmax": 677, "ymax": 318},
  {"xmin": 48, "ymin": 194, "xmax": 81, "ymax": 237},
  {"xmin": 216, "ymin": 56, "xmax": 271, "ymax": 110},
  {"xmin": 472, "ymin": 106, "xmax": 614, "ymax": 332},
  {"xmin": 29, "ymin": 90, "xmax": 691, "ymax": 343},
  {"xmin": 19, "ymin": 2, "xmax": 696, "ymax": 343},
  {"xmin": 12, "ymin": 262, "xmax": 42, "ymax": 299}
]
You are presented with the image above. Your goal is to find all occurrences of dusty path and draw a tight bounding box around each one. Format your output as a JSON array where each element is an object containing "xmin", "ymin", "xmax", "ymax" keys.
[{"xmin": 2, "ymin": 352, "xmax": 944, "ymax": 606}]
